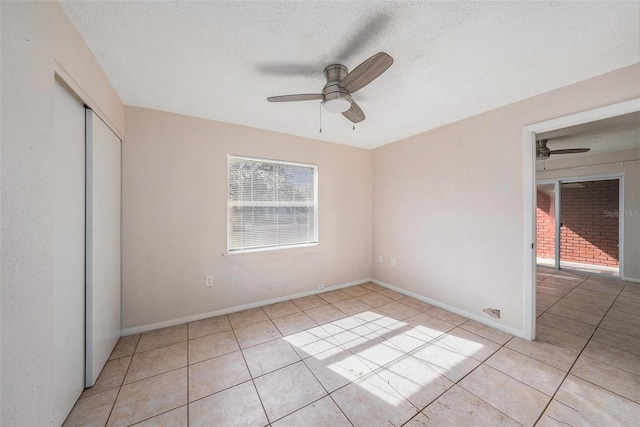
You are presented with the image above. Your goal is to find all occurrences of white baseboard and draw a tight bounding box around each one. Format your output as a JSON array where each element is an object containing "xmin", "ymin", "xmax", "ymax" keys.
[
  {"xmin": 623, "ymin": 276, "xmax": 640, "ymax": 284},
  {"xmin": 121, "ymin": 278, "xmax": 373, "ymax": 336},
  {"xmin": 371, "ymin": 279, "xmax": 525, "ymax": 339}
]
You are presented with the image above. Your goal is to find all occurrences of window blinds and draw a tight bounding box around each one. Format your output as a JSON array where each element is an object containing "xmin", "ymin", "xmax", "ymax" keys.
[{"xmin": 228, "ymin": 156, "xmax": 318, "ymax": 252}]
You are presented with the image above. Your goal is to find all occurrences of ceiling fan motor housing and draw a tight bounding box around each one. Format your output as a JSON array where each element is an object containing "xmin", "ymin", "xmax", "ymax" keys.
[
  {"xmin": 322, "ymin": 64, "xmax": 352, "ymax": 113},
  {"xmin": 536, "ymin": 139, "xmax": 551, "ymax": 159}
]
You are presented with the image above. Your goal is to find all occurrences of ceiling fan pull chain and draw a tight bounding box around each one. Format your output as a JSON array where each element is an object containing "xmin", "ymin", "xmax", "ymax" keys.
[
  {"xmin": 319, "ymin": 101, "xmax": 322, "ymax": 133},
  {"xmin": 353, "ymin": 124, "xmax": 355, "ymax": 131}
]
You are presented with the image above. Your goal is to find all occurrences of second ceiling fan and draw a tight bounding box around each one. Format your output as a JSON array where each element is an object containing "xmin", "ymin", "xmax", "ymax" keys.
[
  {"xmin": 267, "ymin": 52, "xmax": 394, "ymax": 124},
  {"xmin": 536, "ymin": 138, "xmax": 590, "ymax": 159}
]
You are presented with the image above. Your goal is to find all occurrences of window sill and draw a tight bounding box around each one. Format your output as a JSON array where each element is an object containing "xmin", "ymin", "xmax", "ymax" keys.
[{"xmin": 223, "ymin": 242, "xmax": 319, "ymax": 256}]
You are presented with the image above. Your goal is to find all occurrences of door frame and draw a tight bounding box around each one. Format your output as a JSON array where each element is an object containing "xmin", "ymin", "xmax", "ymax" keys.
[
  {"xmin": 535, "ymin": 180, "xmax": 561, "ymax": 269},
  {"xmin": 536, "ymin": 174, "xmax": 624, "ymax": 276},
  {"xmin": 521, "ymin": 97, "xmax": 640, "ymax": 340}
]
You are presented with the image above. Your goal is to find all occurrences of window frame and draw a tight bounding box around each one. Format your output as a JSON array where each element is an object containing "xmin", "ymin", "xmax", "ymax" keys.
[{"xmin": 226, "ymin": 154, "xmax": 319, "ymax": 254}]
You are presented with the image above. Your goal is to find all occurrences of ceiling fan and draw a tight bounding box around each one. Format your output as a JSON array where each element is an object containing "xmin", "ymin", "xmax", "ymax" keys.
[
  {"xmin": 536, "ymin": 138, "xmax": 590, "ymax": 159},
  {"xmin": 266, "ymin": 52, "xmax": 394, "ymax": 124}
]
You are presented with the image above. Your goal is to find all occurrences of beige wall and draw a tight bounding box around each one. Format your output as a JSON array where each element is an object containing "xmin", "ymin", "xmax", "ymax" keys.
[
  {"xmin": 53, "ymin": 5, "xmax": 124, "ymax": 137},
  {"xmin": 371, "ymin": 64, "xmax": 640, "ymax": 333},
  {"xmin": 121, "ymin": 107, "xmax": 372, "ymax": 331},
  {"xmin": 537, "ymin": 147, "xmax": 640, "ymax": 280},
  {"xmin": 0, "ymin": 2, "xmax": 124, "ymax": 425}
]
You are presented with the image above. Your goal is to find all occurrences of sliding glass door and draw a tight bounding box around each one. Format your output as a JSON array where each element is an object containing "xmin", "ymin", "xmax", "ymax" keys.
[
  {"xmin": 537, "ymin": 177, "xmax": 621, "ymax": 276},
  {"xmin": 536, "ymin": 183, "xmax": 558, "ymax": 269},
  {"xmin": 559, "ymin": 179, "xmax": 620, "ymax": 275}
]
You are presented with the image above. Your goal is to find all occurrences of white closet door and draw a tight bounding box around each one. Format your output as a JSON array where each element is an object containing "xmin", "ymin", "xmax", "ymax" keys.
[
  {"xmin": 53, "ymin": 80, "xmax": 86, "ymax": 425},
  {"xmin": 86, "ymin": 110, "xmax": 122, "ymax": 387}
]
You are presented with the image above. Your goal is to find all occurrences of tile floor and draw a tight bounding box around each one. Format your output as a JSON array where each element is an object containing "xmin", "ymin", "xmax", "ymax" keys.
[{"xmin": 64, "ymin": 270, "xmax": 640, "ymax": 426}]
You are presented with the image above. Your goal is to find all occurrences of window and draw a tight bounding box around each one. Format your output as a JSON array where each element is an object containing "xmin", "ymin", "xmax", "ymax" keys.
[{"xmin": 228, "ymin": 155, "xmax": 318, "ymax": 253}]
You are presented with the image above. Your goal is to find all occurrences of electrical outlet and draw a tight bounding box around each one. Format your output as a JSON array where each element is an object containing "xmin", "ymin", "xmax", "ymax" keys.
[
  {"xmin": 377, "ymin": 256, "xmax": 383, "ymax": 263},
  {"xmin": 317, "ymin": 284, "xmax": 325, "ymax": 290},
  {"xmin": 205, "ymin": 276, "xmax": 214, "ymax": 287},
  {"xmin": 390, "ymin": 258, "xmax": 396, "ymax": 267}
]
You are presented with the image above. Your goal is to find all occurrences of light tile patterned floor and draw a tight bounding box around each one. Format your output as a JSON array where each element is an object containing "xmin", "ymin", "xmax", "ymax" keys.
[{"xmin": 64, "ymin": 269, "xmax": 640, "ymax": 426}]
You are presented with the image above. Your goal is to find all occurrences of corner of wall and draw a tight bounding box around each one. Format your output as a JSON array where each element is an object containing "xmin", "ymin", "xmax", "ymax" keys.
[
  {"xmin": 1, "ymin": 2, "xmax": 125, "ymax": 424},
  {"xmin": 52, "ymin": 2, "xmax": 125, "ymax": 138}
]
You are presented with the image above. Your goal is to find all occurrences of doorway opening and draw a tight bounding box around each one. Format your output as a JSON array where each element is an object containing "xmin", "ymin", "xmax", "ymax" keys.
[
  {"xmin": 521, "ymin": 98, "xmax": 640, "ymax": 340},
  {"xmin": 536, "ymin": 177, "xmax": 622, "ymax": 277}
]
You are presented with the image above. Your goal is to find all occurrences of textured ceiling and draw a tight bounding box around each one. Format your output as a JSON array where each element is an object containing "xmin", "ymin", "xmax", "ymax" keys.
[{"xmin": 58, "ymin": 1, "xmax": 639, "ymax": 149}]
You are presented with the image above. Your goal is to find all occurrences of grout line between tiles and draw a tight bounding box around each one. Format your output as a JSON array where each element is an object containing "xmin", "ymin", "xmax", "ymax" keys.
[
  {"xmin": 296, "ymin": 355, "xmax": 355, "ymax": 426},
  {"xmin": 567, "ymin": 373, "xmax": 640, "ymax": 405},
  {"xmin": 128, "ymin": 405, "xmax": 188, "ymax": 426},
  {"xmin": 102, "ymin": 332, "xmax": 140, "ymax": 426},
  {"xmin": 593, "ymin": 324, "xmax": 640, "ymax": 346},
  {"xmin": 229, "ymin": 321, "xmax": 271, "ymax": 425},
  {"xmin": 186, "ymin": 323, "xmax": 190, "ymax": 426},
  {"xmin": 430, "ymin": 340, "xmax": 513, "ymax": 415},
  {"xmin": 531, "ymin": 271, "xmax": 627, "ymax": 425},
  {"xmin": 424, "ymin": 384, "xmax": 522, "ymax": 427},
  {"xmin": 187, "ymin": 378, "xmax": 254, "ymax": 406}
]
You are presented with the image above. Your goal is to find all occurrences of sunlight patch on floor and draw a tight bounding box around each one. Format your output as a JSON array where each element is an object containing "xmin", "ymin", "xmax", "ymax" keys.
[{"xmin": 285, "ymin": 311, "xmax": 485, "ymax": 407}]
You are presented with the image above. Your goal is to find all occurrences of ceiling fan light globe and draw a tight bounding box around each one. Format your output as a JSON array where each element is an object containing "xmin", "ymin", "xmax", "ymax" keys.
[{"xmin": 323, "ymin": 98, "xmax": 352, "ymax": 113}]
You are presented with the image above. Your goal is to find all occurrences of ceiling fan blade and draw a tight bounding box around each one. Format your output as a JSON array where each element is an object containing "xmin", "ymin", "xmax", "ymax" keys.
[
  {"xmin": 340, "ymin": 52, "xmax": 393, "ymax": 94},
  {"xmin": 267, "ymin": 94, "xmax": 322, "ymax": 102},
  {"xmin": 342, "ymin": 101, "xmax": 365, "ymax": 123},
  {"xmin": 550, "ymin": 148, "xmax": 591, "ymax": 155},
  {"xmin": 336, "ymin": 14, "xmax": 391, "ymax": 61}
]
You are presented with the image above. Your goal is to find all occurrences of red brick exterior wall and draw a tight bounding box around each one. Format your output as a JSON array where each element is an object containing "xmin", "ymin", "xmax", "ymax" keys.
[
  {"xmin": 536, "ymin": 190, "xmax": 555, "ymax": 259},
  {"xmin": 537, "ymin": 180, "xmax": 619, "ymax": 267},
  {"xmin": 561, "ymin": 180, "xmax": 619, "ymax": 267}
]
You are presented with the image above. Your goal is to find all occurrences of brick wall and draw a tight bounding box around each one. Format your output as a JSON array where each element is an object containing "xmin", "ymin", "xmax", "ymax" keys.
[
  {"xmin": 536, "ymin": 190, "xmax": 555, "ymax": 259},
  {"xmin": 561, "ymin": 180, "xmax": 619, "ymax": 267},
  {"xmin": 537, "ymin": 180, "xmax": 619, "ymax": 267}
]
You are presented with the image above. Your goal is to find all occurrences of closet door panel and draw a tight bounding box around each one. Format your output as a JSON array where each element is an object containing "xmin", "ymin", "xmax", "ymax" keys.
[
  {"xmin": 86, "ymin": 110, "xmax": 122, "ymax": 387},
  {"xmin": 53, "ymin": 80, "xmax": 86, "ymax": 425}
]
